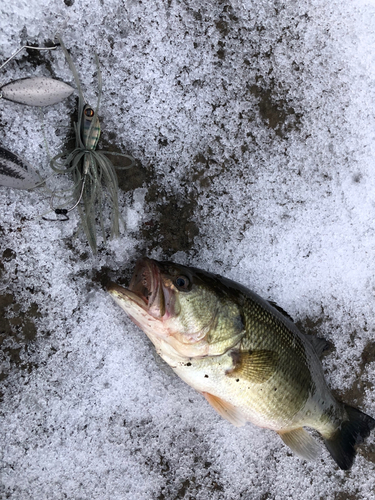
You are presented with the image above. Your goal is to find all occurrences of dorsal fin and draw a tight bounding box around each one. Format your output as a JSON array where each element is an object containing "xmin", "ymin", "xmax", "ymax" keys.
[
  {"xmin": 202, "ymin": 392, "xmax": 247, "ymax": 427},
  {"xmin": 307, "ymin": 335, "xmax": 332, "ymax": 358},
  {"xmin": 268, "ymin": 300, "xmax": 295, "ymax": 322}
]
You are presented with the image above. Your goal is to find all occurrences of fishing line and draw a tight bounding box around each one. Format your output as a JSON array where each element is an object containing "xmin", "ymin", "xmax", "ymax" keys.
[{"xmin": 0, "ymin": 43, "xmax": 59, "ymax": 72}]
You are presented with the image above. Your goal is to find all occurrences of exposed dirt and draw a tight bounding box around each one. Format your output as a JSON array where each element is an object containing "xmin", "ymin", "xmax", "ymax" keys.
[{"xmin": 0, "ymin": 251, "xmax": 41, "ymax": 401}]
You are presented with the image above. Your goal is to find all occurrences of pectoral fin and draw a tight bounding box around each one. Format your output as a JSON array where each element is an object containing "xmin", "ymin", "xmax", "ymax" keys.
[
  {"xmin": 278, "ymin": 428, "xmax": 321, "ymax": 461},
  {"xmin": 202, "ymin": 392, "xmax": 247, "ymax": 427},
  {"xmin": 227, "ymin": 350, "xmax": 278, "ymax": 383}
]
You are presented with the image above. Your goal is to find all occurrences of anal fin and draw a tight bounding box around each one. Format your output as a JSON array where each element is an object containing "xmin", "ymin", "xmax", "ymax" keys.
[
  {"xmin": 278, "ymin": 428, "xmax": 321, "ymax": 461},
  {"xmin": 202, "ymin": 392, "xmax": 247, "ymax": 427}
]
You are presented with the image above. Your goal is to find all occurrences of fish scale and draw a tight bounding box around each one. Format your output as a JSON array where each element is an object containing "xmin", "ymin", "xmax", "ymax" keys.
[
  {"xmin": 240, "ymin": 298, "xmax": 313, "ymax": 424},
  {"xmin": 108, "ymin": 257, "xmax": 375, "ymax": 470},
  {"xmin": 171, "ymin": 300, "xmax": 314, "ymax": 430}
]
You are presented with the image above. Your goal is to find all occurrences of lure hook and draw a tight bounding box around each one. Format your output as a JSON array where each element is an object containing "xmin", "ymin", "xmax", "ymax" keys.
[
  {"xmin": 62, "ymin": 173, "xmax": 87, "ymax": 213},
  {"xmin": 42, "ymin": 171, "xmax": 88, "ymax": 221},
  {"xmin": 0, "ymin": 43, "xmax": 59, "ymax": 72}
]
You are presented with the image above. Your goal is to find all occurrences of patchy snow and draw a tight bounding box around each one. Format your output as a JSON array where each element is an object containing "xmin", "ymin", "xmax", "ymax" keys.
[{"xmin": 1, "ymin": 0, "xmax": 375, "ymax": 498}]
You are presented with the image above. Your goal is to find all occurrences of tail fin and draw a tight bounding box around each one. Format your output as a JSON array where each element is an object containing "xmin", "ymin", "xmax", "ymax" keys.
[{"xmin": 324, "ymin": 404, "xmax": 375, "ymax": 470}]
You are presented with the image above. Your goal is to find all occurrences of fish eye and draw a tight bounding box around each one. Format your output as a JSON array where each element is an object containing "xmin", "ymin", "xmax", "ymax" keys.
[
  {"xmin": 84, "ymin": 107, "xmax": 95, "ymax": 117},
  {"xmin": 175, "ymin": 276, "xmax": 190, "ymax": 290}
]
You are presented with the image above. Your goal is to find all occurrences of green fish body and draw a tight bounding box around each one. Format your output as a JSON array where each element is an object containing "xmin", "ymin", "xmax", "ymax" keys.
[{"xmin": 108, "ymin": 258, "xmax": 375, "ymax": 470}]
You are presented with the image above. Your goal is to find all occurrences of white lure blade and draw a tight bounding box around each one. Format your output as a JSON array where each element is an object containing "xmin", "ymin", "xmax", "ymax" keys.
[
  {"xmin": 0, "ymin": 146, "xmax": 42, "ymax": 189},
  {"xmin": 1, "ymin": 76, "xmax": 74, "ymax": 106}
]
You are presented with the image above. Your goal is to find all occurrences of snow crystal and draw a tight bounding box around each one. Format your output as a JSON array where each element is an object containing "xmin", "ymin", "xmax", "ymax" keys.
[{"xmin": 1, "ymin": 0, "xmax": 375, "ymax": 498}]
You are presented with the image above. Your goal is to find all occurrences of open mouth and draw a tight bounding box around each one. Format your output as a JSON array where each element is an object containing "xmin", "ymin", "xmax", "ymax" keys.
[
  {"xmin": 108, "ymin": 258, "xmax": 165, "ymax": 317},
  {"xmin": 129, "ymin": 258, "xmax": 159, "ymax": 307}
]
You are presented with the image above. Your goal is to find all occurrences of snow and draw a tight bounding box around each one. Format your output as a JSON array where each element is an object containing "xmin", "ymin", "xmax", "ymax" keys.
[{"xmin": 1, "ymin": 0, "xmax": 375, "ymax": 498}]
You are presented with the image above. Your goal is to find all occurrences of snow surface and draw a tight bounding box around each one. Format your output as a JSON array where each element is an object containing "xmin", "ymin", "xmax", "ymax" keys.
[{"xmin": 1, "ymin": 0, "xmax": 375, "ymax": 498}]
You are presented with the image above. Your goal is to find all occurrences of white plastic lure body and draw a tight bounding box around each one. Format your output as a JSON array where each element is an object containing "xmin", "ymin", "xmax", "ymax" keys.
[{"xmin": 0, "ymin": 76, "xmax": 74, "ymax": 106}]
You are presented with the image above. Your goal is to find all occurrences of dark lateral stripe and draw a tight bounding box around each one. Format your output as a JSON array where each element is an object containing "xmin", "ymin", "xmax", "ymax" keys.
[
  {"xmin": 0, "ymin": 161, "xmax": 27, "ymax": 180},
  {"xmin": 0, "ymin": 146, "xmax": 31, "ymax": 172}
]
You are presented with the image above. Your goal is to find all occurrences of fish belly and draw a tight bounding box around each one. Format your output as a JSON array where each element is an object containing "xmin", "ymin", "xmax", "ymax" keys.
[{"xmin": 171, "ymin": 350, "xmax": 339, "ymax": 435}]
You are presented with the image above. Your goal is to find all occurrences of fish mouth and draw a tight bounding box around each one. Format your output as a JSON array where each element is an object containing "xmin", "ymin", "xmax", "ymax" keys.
[{"xmin": 107, "ymin": 258, "xmax": 165, "ymax": 317}]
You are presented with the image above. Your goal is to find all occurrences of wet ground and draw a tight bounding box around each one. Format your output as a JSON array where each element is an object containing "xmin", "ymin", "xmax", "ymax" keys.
[{"xmin": 1, "ymin": 3, "xmax": 375, "ymax": 497}]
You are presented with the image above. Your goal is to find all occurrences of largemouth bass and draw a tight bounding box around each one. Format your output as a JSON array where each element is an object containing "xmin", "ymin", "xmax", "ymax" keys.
[{"xmin": 107, "ymin": 257, "xmax": 375, "ymax": 470}]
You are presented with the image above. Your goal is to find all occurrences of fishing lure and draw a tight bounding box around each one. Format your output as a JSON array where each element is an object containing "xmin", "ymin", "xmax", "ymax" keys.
[
  {"xmin": 0, "ymin": 145, "xmax": 42, "ymax": 189},
  {"xmin": 0, "ymin": 44, "xmax": 74, "ymax": 106},
  {"xmin": 49, "ymin": 36, "xmax": 135, "ymax": 253},
  {"xmin": 1, "ymin": 76, "xmax": 74, "ymax": 106}
]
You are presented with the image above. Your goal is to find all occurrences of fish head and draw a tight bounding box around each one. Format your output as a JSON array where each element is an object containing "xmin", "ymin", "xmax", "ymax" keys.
[{"xmin": 107, "ymin": 258, "xmax": 245, "ymax": 359}]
